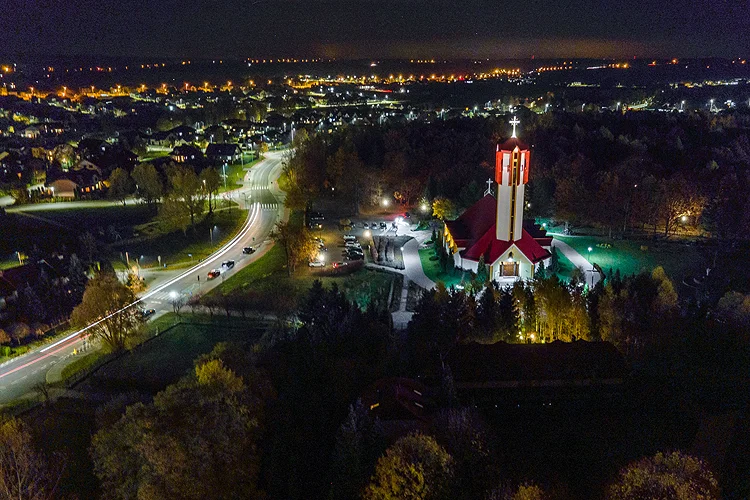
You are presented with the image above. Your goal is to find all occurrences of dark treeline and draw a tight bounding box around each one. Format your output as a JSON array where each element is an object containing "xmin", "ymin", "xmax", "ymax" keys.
[{"xmin": 287, "ymin": 109, "xmax": 750, "ymax": 241}]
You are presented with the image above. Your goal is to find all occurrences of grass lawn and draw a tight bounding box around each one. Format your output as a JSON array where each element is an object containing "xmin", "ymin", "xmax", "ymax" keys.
[
  {"xmin": 119, "ymin": 206, "xmax": 248, "ymax": 268},
  {"xmin": 418, "ymin": 245, "xmax": 466, "ymax": 288},
  {"xmin": 30, "ymin": 204, "xmax": 154, "ymax": 240},
  {"xmin": 217, "ymin": 155, "xmax": 260, "ymax": 194},
  {"xmin": 0, "ymin": 258, "xmax": 20, "ymax": 270},
  {"xmin": 84, "ymin": 314, "xmax": 268, "ymax": 394},
  {"xmin": 555, "ymin": 234, "xmax": 705, "ymax": 282},
  {"xmin": 210, "ymin": 244, "xmax": 397, "ymax": 310}
]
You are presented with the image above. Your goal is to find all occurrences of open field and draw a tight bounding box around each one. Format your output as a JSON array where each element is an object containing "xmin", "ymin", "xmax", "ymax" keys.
[
  {"xmin": 80, "ymin": 314, "xmax": 268, "ymax": 394},
  {"xmin": 113, "ymin": 205, "xmax": 247, "ymax": 268},
  {"xmin": 209, "ymin": 244, "xmax": 397, "ymax": 310}
]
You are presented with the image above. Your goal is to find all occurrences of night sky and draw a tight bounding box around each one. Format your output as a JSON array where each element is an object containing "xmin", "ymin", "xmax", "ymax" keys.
[{"xmin": 1, "ymin": 0, "xmax": 748, "ymax": 59}]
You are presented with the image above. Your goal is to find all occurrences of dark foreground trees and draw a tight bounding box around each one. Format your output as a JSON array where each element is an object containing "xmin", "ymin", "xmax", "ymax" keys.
[
  {"xmin": 91, "ymin": 358, "xmax": 269, "ymax": 500},
  {"xmin": 607, "ymin": 451, "xmax": 719, "ymax": 500},
  {"xmin": 364, "ymin": 433, "xmax": 454, "ymax": 500},
  {"xmin": 0, "ymin": 416, "xmax": 60, "ymax": 500}
]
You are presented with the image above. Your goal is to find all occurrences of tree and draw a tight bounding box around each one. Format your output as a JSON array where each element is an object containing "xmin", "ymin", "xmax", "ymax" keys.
[
  {"xmin": 52, "ymin": 143, "xmax": 76, "ymax": 169},
  {"xmin": 607, "ymin": 451, "xmax": 718, "ymax": 500},
  {"xmin": 157, "ymin": 195, "xmax": 191, "ymax": 235},
  {"xmin": 167, "ymin": 164, "xmax": 205, "ymax": 227},
  {"xmin": 0, "ymin": 416, "xmax": 59, "ymax": 500},
  {"xmin": 70, "ymin": 273, "xmax": 142, "ymax": 352},
  {"xmin": 199, "ymin": 167, "xmax": 221, "ymax": 213},
  {"xmin": 124, "ymin": 271, "xmax": 146, "ymax": 295},
  {"xmin": 79, "ymin": 231, "xmax": 97, "ymax": 263},
  {"xmin": 131, "ymin": 162, "xmax": 163, "ymax": 210},
  {"xmin": 107, "ymin": 167, "xmax": 133, "ymax": 206},
  {"xmin": 657, "ymin": 175, "xmax": 705, "ymax": 237},
  {"xmin": 91, "ymin": 359, "xmax": 266, "ymax": 500},
  {"xmin": 432, "ymin": 197, "xmax": 457, "ymax": 220},
  {"xmin": 476, "ymin": 255, "xmax": 488, "ymax": 283},
  {"xmin": 271, "ymin": 219, "xmax": 318, "ymax": 276},
  {"xmin": 714, "ymin": 291, "xmax": 750, "ymax": 332},
  {"xmin": 330, "ymin": 399, "xmax": 384, "ymax": 500},
  {"xmin": 365, "ymin": 433, "xmax": 454, "ymax": 500}
]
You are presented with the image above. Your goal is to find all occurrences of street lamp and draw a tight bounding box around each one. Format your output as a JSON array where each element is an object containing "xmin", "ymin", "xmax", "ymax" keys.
[{"xmin": 381, "ymin": 198, "xmax": 390, "ymax": 208}]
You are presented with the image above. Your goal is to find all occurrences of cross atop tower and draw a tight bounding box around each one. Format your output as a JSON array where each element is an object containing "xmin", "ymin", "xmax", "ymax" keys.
[
  {"xmin": 510, "ymin": 115, "xmax": 520, "ymax": 138},
  {"xmin": 484, "ymin": 178, "xmax": 493, "ymax": 196}
]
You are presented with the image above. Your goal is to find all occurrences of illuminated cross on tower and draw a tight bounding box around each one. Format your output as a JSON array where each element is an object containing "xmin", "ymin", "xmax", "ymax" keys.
[
  {"xmin": 484, "ymin": 178, "xmax": 493, "ymax": 196},
  {"xmin": 509, "ymin": 115, "xmax": 520, "ymax": 138}
]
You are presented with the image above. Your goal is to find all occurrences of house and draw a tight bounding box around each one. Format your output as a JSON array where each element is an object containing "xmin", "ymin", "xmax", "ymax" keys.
[
  {"xmin": 205, "ymin": 143, "xmax": 241, "ymax": 164},
  {"xmin": 19, "ymin": 126, "xmax": 40, "ymax": 139},
  {"xmin": 360, "ymin": 377, "xmax": 433, "ymax": 437},
  {"xmin": 167, "ymin": 125, "xmax": 196, "ymax": 145},
  {"xmin": 171, "ymin": 144, "xmax": 204, "ymax": 164},
  {"xmin": 46, "ymin": 159, "xmax": 105, "ymax": 197}
]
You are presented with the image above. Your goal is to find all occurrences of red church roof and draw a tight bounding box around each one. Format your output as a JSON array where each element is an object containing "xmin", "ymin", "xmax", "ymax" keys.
[{"xmin": 445, "ymin": 194, "xmax": 551, "ymax": 265}]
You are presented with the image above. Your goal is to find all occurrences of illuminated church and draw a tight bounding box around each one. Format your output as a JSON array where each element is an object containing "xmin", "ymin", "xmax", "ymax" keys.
[{"xmin": 444, "ymin": 117, "xmax": 552, "ymax": 281}]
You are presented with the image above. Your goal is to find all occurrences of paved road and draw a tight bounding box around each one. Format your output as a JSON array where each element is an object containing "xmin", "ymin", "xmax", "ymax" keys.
[{"xmin": 0, "ymin": 153, "xmax": 286, "ymax": 404}]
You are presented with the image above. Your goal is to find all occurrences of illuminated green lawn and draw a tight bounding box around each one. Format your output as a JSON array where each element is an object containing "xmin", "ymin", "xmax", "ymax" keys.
[
  {"xmin": 418, "ymin": 246, "xmax": 465, "ymax": 288},
  {"xmin": 555, "ymin": 234, "xmax": 704, "ymax": 281}
]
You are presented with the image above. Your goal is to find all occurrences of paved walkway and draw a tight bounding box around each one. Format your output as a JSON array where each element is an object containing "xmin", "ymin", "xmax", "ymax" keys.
[
  {"xmin": 551, "ymin": 238, "xmax": 601, "ymax": 286},
  {"xmin": 401, "ymin": 230, "xmax": 437, "ymax": 289}
]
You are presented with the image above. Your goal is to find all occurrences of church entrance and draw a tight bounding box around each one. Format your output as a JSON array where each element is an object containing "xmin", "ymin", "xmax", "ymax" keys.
[{"xmin": 501, "ymin": 262, "xmax": 519, "ymax": 277}]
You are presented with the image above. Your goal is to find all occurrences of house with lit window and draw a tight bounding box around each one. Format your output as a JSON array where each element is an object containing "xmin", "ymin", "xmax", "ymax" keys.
[{"xmin": 444, "ymin": 118, "xmax": 551, "ymax": 282}]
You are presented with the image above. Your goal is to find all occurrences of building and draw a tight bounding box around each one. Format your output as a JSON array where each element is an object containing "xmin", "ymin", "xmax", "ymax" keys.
[
  {"xmin": 444, "ymin": 117, "xmax": 551, "ymax": 282},
  {"xmin": 205, "ymin": 143, "xmax": 241, "ymax": 164},
  {"xmin": 446, "ymin": 340, "xmax": 627, "ymax": 407}
]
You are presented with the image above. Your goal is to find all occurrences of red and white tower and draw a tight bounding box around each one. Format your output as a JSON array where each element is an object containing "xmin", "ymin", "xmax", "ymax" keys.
[{"xmin": 495, "ymin": 116, "xmax": 530, "ymax": 242}]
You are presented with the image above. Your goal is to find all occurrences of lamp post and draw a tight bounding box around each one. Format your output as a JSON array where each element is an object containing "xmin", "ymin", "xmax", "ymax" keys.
[{"xmin": 587, "ymin": 246, "xmax": 593, "ymax": 286}]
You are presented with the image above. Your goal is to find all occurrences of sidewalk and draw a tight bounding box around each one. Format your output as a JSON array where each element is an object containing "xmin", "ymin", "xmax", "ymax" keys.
[
  {"xmin": 401, "ymin": 230, "xmax": 436, "ymax": 290},
  {"xmin": 551, "ymin": 238, "xmax": 601, "ymax": 286}
]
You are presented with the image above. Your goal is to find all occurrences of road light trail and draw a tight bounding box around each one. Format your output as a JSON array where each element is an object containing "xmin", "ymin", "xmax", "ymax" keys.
[{"xmin": 36, "ymin": 202, "xmax": 262, "ymax": 355}]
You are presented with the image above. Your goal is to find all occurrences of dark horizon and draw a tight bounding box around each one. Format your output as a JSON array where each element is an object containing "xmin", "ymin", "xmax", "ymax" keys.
[{"xmin": 1, "ymin": 0, "xmax": 748, "ymax": 60}]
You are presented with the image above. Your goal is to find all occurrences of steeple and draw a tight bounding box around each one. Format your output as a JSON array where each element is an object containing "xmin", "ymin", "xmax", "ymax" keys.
[{"xmin": 495, "ymin": 117, "xmax": 531, "ymax": 242}]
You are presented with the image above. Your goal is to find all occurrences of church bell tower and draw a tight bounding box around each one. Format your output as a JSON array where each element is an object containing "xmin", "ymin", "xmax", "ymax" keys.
[{"xmin": 495, "ymin": 116, "xmax": 530, "ymax": 242}]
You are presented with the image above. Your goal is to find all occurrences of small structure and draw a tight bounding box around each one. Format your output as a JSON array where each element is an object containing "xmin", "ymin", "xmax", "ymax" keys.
[
  {"xmin": 447, "ymin": 340, "xmax": 627, "ymax": 407},
  {"xmin": 360, "ymin": 377, "xmax": 433, "ymax": 437},
  {"xmin": 170, "ymin": 144, "xmax": 204, "ymax": 164},
  {"xmin": 205, "ymin": 143, "xmax": 241, "ymax": 164},
  {"xmin": 444, "ymin": 117, "xmax": 551, "ymax": 282}
]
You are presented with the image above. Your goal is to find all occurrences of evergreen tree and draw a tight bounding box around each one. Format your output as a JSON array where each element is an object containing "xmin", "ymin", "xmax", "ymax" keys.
[
  {"xmin": 476, "ymin": 255, "xmax": 488, "ymax": 283},
  {"xmin": 534, "ymin": 260, "xmax": 546, "ymax": 280},
  {"xmin": 549, "ymin": 247, "xmax": 560, "ymax": 274},
  {"xmin": 329, "ymin": 399, "xmax": 384, "ymax": 500}
]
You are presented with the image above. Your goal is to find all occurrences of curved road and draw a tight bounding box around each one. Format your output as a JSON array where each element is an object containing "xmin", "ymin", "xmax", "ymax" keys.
[{"xmin": 0, "ymin": 152, "xmax": 286, "ymax": 404}]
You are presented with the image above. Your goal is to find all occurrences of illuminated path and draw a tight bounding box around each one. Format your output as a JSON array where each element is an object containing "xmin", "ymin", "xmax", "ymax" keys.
[{"xmin": 0, "ymin": 153, "xmax": 286, "ymax": 404}]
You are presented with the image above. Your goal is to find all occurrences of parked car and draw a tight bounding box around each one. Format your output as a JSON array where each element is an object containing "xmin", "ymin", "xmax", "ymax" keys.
[
  {"xmin": 362, "ymin": 222, "xmax": 369, "ymax": 229},
  {"xmin": 207, "ymin": 269, "xmax": 221, "ymax": 279},
  {"xmin": 332, "ymin": 261, "xmax": 348, "ymax": 269},
  {"xmin": 308, "ymin": 260, "xmax": 325, "ymax": 267},
  {"xmin": 403, "ymin": 212, "xmax": 411, "ymax": 219},
  {"xmin": 343, "ymin": 234, "xmax": 357, "ymax": 242},
  {"xmin": 345, "ymin": 252, "xmax": 363, "ymax": 261},
  {"xmin": 222, "ymin": 260, "xmax": 235, "ymax": 269},
  {"xmin": 314, "ymin": 237, "xmax": 324, "ymax": 244},
  {"xmin": 242, "ymin": 247, "xmax": 255, "ymax": 254},
  {"xmin": 379, "ymin": 222, "xmax": 387, "ymax": 229},
  {"xmin": 345, "ymin": 241, "xmax": 361, "ymax": 248}
]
